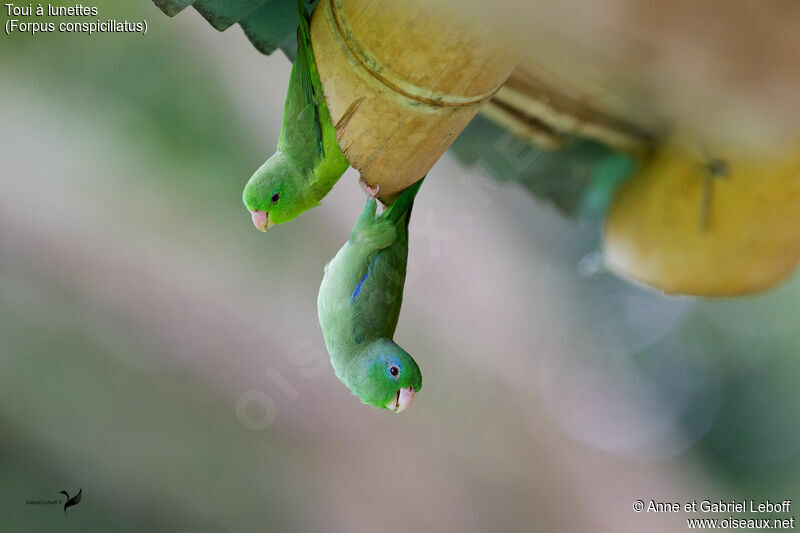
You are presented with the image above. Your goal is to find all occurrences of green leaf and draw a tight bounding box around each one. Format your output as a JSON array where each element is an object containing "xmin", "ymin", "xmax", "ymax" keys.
[
  {"xmin": 449, "ymin": 115, "xmax": 636, "ymax": 219},
  {"xmin": 150, "ymin": 0, "xmax": 320, "ymax": 60}
]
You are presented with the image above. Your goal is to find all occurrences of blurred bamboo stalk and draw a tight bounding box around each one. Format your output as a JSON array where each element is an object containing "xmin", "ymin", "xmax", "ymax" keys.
[
  {"xmin": 486, "ymin": 65, "xmax": 657, "ymax": 153},
  {"xmin": 445, "ymin": 0, "xmax": 800, "ymax": 150}
]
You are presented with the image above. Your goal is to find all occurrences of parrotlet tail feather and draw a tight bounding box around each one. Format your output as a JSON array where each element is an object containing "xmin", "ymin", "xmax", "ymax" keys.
[{"xmin": 382, "ymin": 176, "xmax": 425, "ymax": 227}]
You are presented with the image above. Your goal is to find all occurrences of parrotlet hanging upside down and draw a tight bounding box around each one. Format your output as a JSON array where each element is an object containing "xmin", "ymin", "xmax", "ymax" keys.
[
  {"xmin": 318, "ymin": 179, "xmax": 424, "ymax": 412},
  {"xmin": 243, "ymin": 0, "xmax": 349, "ymax": 230}
]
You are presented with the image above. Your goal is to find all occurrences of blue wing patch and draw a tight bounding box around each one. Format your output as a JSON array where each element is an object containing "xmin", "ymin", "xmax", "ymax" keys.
[
  {"xmin": 350, "ymin": 251, "xmax": 382, "ymax": 302},
  {"xmin": 350, "ymin": 271, "xmax": 368, "ymax": 302}
]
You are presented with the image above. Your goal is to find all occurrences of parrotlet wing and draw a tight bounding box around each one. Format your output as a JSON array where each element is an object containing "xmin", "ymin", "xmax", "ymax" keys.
[
  {"xmin": 277, "ymin": 1, "xmax": 340, "ymax": 176},
  {"xmin": 349, "ymin": 179, "xmax": 423, "ymax": 343},
  {"xmin": 349, "ymin": 240, "xmax": 408, "ymax": 343}
]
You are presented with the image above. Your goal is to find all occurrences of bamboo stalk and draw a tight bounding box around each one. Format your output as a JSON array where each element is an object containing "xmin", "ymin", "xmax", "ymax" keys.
[
  {"xmin": 311, "ymin": 0, "xmax": 518, "ymax": 200},
  {"xmin": 488, "ymin": 65, "xmax": 657, "ymax": 153}
]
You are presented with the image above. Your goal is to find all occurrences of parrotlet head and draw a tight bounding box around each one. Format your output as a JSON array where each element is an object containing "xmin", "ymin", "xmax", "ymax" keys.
[
  {"xmin": 243, "ymin": 152, "xmax": 319, "ymax": 230},
  {"xmin": 340, "ymin": 339, "xmax": 422, "ymax": 413}
]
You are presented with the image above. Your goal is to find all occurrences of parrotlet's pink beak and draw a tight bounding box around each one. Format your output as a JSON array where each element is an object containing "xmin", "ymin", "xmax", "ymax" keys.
[
  {"xmin": 387, "ymin": 387, "xmax": 415, "ymax": 413},
  {"xmin": 249, "ymin": 209, "xmax": 273, "ymax": 231}
]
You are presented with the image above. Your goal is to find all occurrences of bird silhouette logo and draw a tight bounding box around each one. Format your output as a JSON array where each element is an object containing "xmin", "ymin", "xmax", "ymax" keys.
[{"xmin": 58, "ymin": 489, "xmax": 82, "ymax": 515}]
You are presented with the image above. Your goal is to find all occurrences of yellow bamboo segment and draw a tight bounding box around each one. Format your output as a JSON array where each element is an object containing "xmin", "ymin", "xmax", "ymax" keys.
[
  {"xmin": 311, "ymin": 0, "xmax": 518, "ymax": 201},
  {"xmin": 604, "ymin": 140, "xmax": 800, "ymax": 296}
]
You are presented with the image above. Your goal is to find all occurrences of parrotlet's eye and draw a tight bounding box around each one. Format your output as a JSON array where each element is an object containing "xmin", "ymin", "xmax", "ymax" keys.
[
  {"xmin": 271, "ymin": 193, "xmax": 280, "ymax": 204},
  {"xmin": 388, "ymin": 365, "xmax": 400, "ymax": 378}
]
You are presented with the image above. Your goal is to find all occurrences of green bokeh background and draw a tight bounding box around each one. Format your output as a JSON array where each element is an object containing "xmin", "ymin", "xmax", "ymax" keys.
[{"xmin": 1, "ymin": 2, "xmax": 799, "ymax": 531}]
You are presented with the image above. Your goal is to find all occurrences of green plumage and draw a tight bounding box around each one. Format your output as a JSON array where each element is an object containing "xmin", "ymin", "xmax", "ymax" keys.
[
  {"xmin": 242, "ymin": 0, "xmax": 349, "ymax": 227},
  {"xmin": 317, "ymin": 179, "xmax": 424, "ymax": 411}
]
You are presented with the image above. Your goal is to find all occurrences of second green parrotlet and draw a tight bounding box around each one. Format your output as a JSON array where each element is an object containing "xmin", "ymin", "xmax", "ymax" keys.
[
  {"xmin": 317, "ymin": 179, "xmax": 425, "ymax": 412},
  {"xmin": 243, "ymin": 0, "xmax": 349, "ymax": 230}
]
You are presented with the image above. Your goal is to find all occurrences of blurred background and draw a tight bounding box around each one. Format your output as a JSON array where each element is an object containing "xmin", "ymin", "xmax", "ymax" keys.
[{"xmin": 2, "ymin": 1, "xmax": 799, "ymax": 531}]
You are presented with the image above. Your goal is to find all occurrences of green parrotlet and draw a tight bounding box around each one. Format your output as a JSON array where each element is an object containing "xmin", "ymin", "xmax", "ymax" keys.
[
  {"xmin": 317, "ymin": 179, "xmax": 425, "ymax": 412},
  {"xmin": 243, "ymin": 0, "xmax": 349, "ymax": 230}
]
